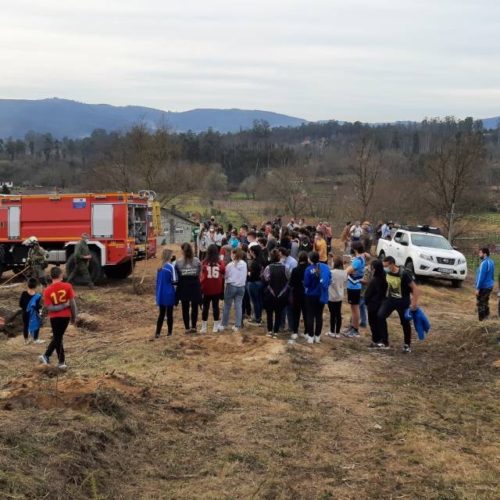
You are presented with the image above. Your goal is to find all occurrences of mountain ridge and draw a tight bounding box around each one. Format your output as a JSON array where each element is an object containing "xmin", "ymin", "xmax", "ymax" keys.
[
  {"xmin": 0, "ymin": 98, "xmax": 307, "ymax": 138},
  {"xmin": 0, "ymin": 98, "xmax": 498, "ymax": 138}
]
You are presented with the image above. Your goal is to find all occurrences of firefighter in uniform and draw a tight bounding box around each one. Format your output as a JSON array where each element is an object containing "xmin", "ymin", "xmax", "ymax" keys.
[
  {"xmin": 67, "ymin": 233, "xmax": 95, "ymax": 288},
  {"xmin": 24, "ymin": 236, "xmax": 49, "ymax": 285}
]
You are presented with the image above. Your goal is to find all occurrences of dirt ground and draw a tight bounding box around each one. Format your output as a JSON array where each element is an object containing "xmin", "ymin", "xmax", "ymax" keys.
[{"xmin": 0, "ymin": 256, "xmax": 499, "ymax": 499}]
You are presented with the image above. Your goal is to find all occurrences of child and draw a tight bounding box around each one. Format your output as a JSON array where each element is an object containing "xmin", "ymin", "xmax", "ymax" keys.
[
  {"xmin": 39, "ymin": 267, "xmax": 77, "ymax": 369},
  {"xmin": 327, "ymin": 257, "xmax": 347, "ymax": 338},
  {"xmin": 155, "ymin": 249, "xmax": 177, "ymax": 338},
  {"xmin": 19, "ymin": 278, "xmax": 43, "ymax": 344}
]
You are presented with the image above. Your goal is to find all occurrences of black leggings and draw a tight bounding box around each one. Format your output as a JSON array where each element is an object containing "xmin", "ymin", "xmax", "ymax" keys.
[
  {"xmin": 202, "ymin": 295, "xmax": 220, "ymax": 321},
  {"xmin": 305, "ymin": 295, "xmax": 324, "ymax": 337},
  {"xmin": 291, "ymin": 298, "xmax": 307, "ymax": 334},
  {"xmin": 368, "ymin": 305, "xmax": 382, "ymax": 344},
  {"xmin": 181, "ymin": 300, "xmax": 199, "ymax": 330},
  {"xmin": 327, "ymin": 301, "xmax": 342, "ymax": 333},
  {"xmin": 156, "ymin": 306, "xmax": 174, "ymax": 335},
  {"xmin": 45, "ymin": 317, "xmax": 70, "ymax": 363}
]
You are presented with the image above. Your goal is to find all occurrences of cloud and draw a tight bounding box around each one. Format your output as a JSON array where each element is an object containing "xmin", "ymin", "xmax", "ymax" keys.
[{"xmin": 0, "ymin": 0, "xmax": 499, "ymax": 121}]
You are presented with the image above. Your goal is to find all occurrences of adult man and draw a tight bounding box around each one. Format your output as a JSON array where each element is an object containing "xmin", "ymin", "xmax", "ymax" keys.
[
  {"xmin": 340, "ymin": 221, "xmax": 351, "ymax": 253},
  {"xmin": 349, "ymin": 221, "xmax": 363, "ymax": 243},
  {"xmin": 67, "ymin": 233, "xmax": 94, "ymax": 288},
  {"xmin": 247, "ymin": 230, "xmax": 259, "ymax": 249},
  {"xmin": 381, "ymin": 221, "xmax": 392, "ymax": 240},
  {"xmin": 475, "ymin": 247, "xmax": 495, "ymax": 321},
  {"xmin": 378, "ymin": 256, "xmax": 420, "ymax": 352},
  {"xmin": 24, "ymin": 236, "xmax": 48, "ymax": 285},
  {"xmin": 314, "ymin": 231, "xmax": 328, "ymax": 264},
  {"xmin": 344, "ymin": 243, "xmax": 366, "ymax": 337},
  {"xmin": 39, "ymin": 267, "xmax": 77, "ymax": 369}
]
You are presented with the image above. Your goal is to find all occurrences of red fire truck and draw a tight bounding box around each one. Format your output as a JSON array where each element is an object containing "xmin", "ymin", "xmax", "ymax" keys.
[{"xmin": 0, "ymin": 192, "xmax": 158, "ymax": 281}]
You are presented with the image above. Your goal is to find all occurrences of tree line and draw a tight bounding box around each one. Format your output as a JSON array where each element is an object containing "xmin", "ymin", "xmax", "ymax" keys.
[{"xmin": 0, "ymin": 117, "xmax": 499, "ymax": 239}]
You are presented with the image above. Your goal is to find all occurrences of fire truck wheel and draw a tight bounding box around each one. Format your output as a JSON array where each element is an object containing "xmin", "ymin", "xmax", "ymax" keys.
[
  {"xmin": 104, "ymin": 261, "xmax": 133, "ymax": 280},
  {"xmin": 66, "ymin": 251, "xmax": 103, "ymax": 284}
]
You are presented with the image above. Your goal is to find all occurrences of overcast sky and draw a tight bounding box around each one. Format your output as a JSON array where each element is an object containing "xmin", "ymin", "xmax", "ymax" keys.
[{"xmin": 0, "ymin": 0, "xmax": 499, "ymax": 122}]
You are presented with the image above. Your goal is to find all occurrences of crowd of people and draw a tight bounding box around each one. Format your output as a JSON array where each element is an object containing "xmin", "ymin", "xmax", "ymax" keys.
[
  {"xmin": 9, "ymin": 216, "xmax": 498, "ymax": 371},
  {"xmin": 155, "ymin": 216, "xmax": 422, "ymax": 352}
]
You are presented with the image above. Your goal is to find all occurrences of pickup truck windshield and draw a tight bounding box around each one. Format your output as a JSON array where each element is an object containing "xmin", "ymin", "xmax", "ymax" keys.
[{"xmin": 411, "ymin": 234, "xmax": 453, "ymax": 250}]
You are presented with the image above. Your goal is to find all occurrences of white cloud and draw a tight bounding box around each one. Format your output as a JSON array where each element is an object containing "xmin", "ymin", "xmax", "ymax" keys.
[{"xmin": 0, "ymin": 0, "xmax": 499, "ymax": 121}]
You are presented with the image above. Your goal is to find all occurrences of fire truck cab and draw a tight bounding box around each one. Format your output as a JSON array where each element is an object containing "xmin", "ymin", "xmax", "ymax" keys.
[{"xmin": 0, "ymin": 192, "xmax": 158, "ymax": 281}]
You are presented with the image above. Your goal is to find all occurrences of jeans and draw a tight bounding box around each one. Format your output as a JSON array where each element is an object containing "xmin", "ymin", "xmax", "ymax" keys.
[
  {"xmin": 360, "ymin": 297, "xmax": 367, "ymax": 327},
  {"xmin": 222, "ymin": 284, "xmax": 246, "ymax": 328},
  {"xmin": 247, "ymin": 281, "xmax": 263, "ymax": 322},
  {"xmin": 266, "ymin": 300, "xmax": 287, "ymax": 334},
  {"xmin": 305, "ymin": 295, "xmax": 324, "ymax": 337},
  {"xmin": 477, "ymin": 288, "xmax": 492, "ymax": 321},
  {"xmin": 45, "ymin": 317, "xmax": 70, "ymax": 363},
  {"xmin": 377, "ymin": 298, "xmax": 411, "ymax": 346}
]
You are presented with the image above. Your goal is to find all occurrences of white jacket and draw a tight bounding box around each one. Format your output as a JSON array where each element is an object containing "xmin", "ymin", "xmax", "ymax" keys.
[{"xmin": 225, "ymin": 259, "xmax": 248, "ymax": 287}]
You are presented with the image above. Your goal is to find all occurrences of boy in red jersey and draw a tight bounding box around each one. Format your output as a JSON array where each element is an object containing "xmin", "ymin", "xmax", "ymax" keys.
[
  {"xmin": 200, "ymin": 244, "xmax": 225, "ymax": 333},
  {"xmin": 39, "ymin": 267, "xmax": 77, "ymax": 369}
]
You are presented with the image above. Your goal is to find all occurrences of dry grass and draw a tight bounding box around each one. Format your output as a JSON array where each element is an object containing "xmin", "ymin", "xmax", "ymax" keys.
[{"xmin": 0, "ymin": 270, "xmax": 499, "ymax": 499}]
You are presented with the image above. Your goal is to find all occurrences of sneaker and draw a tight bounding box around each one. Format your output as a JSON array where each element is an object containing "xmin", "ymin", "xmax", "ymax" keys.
[
  {"xmin": 247, "ymin": 320, "xmax": 261, "ymax": 326},
  {"xmin": 190, "ymin": 328, "xmax": 197, "ymax": 333},
  {"xmin": 33, "ymin": 339, "xmax": 45, "ymax": 344},
  {"xmin": 327, "ymin": 332, "xmax": 340, "ymax": 339},
  {"xmin": 38, "ymin": 354, "xmax": 49, "ymax": 365},
  {"xmin": 360, "ymin": 323, "xmax": 367, "ymax": 328},
  {"xmin": 200, "ymin": 322, "xmax": 208, "ymax": 334},
  {"xmin": 368, "ymin": 342, "xmax": 379, "ymax": 349},
  {"xmin": 345, "ymin": 328, "xmax": 360, "ymax": 338},
  {"xmin": 58, "ymin": 363, "xmax": 68, "ymax": 370},
  {"xmin": 154, "ymin": 333, "xmax": 160, "ymax": 339},
  {"xmin": 377, "ymin": 343, "xmax": 390, "ymax": 350},
  {"xmin": 314, "ymin": 336, "xmax": 321, "ymax": 344},
  {"xmin": 403, "ymin": 344, "xmax": 412, "ymax": 353},
  {"xmin": 213, "ymin": 321, "xmax": 221, "ymax": 333},
  {"xmin": 299, "ymin": 332, "xmax": 308, "ymax": 339},
  {"xmin": 267, "ymin": 331, "xmax": 274, "ymax": 337},
  {"xmin": 272, "ymin": 332, "xmax": 278, "ymax": 338},
  {"xmin": 217, "ymin": 324, "xmax": 226, "ymax": 332},
  {"xmin": 167, "ymin": 332, "xmax": 173, "ymax": 337},
  {"xmin": 185, "ymin": 329, "xmax": 191, "ymax": 335},
  {"xmin": 290, "ymin": 333, "xmax": 298, "ymax": 340},
  {"xmin": 307, "ymin": 336, "xmax": 314, "ymax": 344},
  {"xmin": 232, "ymin": 325, "xmax": 241, "ymax": 333}
]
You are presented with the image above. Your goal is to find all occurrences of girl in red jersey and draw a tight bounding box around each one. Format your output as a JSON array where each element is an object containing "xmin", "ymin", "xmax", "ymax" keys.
[{"xmin": 200, "ymin": 244, "xmax": 225, "ymax": 333}]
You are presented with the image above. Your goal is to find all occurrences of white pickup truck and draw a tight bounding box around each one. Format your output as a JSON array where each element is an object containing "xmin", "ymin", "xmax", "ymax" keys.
[{"xmin": 376, "ymin": 226, "xmax": 468, "ymax": 287}]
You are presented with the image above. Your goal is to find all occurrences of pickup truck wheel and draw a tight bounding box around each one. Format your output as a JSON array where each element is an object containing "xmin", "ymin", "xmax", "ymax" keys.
[
  {"xmin": 378, "ymin": 251, "xmax": 385, "ymax": 260},
  {"xmin": 451, "ymin": 280, "xmax": 463, "ymax": 288}
]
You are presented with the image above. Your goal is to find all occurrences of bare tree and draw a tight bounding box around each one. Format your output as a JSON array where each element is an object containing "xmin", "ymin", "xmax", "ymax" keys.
[
  {"xmin": 350, "ymin": 137, "xmax": 382, "ymax": 220},
  {"xmin": 424, "ymin": 130, "xmax": 486, "ymax": 240},
  {"xmin": 265, "ymin": 167, "xmax": 309, "ymax": 218}
]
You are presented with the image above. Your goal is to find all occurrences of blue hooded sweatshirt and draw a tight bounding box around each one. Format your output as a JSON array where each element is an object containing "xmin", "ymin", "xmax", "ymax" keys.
[
  {"xmin": 156, "ymin": 263, "xmax": 177, "ymax": 307},
  {"xmin": 475, "ymin": 256, "xmax": 495, "ymax": 290},
  {"xmin": 304, "ymin": 263, "xmax": 331, "ymax": 304}
]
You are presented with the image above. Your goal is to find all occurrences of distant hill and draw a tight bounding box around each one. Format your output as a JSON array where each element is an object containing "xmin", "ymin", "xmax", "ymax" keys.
[{"xmin": 0, "ymin": 98, "xmax": 307, "ymax": 138}]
